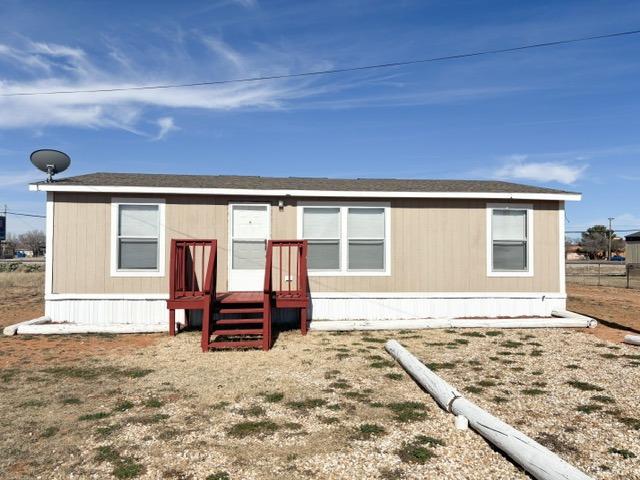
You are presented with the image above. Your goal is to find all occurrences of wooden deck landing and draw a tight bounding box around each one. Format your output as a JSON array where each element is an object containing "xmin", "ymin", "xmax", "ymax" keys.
[{"xmin": 216, "ymin": 291, "xmax": 263, "ymax": 304}]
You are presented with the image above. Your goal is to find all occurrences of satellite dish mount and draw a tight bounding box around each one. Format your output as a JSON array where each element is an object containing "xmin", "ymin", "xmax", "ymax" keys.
[{"xmin": 30, "ymin": 149, "xmax": 71, "ymax": 183}]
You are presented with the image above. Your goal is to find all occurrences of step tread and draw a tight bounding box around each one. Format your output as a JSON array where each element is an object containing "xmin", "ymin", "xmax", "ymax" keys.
[
  {"xmin": 213, "ymin": 328, "xmax": 264, "ymax": 336},
  {"xmin": 216, "ymin": 318, "xmax": 264, "ymax": 326},
  {"xmin": 218, "ymin": 307, "xmax": 264, "ymax": 314},
  {"xmin": 208, "ymin": 340, "xmax": 264, "ymax": 349}
]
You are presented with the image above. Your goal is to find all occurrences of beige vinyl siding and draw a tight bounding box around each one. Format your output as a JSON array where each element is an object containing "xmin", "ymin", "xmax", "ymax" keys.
[
  {"xmin": 627, "ymin": 242, "xmax": 640, "ymax": 264},
  {"xmin": 52, "ymin": 193, "xmax": 560, "ymax": 294}
]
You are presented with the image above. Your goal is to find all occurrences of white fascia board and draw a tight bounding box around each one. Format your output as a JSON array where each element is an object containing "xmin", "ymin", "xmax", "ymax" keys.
[{"xmin": 29, "ymin": 183, "xmax": 582, "ymax": 201}]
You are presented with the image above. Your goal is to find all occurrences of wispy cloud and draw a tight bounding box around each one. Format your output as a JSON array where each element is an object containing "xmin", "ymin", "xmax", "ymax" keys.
[
  {"xmin": 0, "ymin": 170, "xmax": 42, "ymax": 188},
  {"xmin": 0, "ymin": 36, "xmax": 315, "ymax": 134},
  {"xmin": 0, "ymin": 31, "xmax": 533, "ymax": 136},
  {"xmin": 231, "ymin": 0, "xmax": 258, "ymax": 8},
  {"xmin": 152, "ymin": 116, "xmax": 178, "ymax": 141},
  {"xmin": 495, "ymin": 154, "xmax": 588, "ymax": 184}
]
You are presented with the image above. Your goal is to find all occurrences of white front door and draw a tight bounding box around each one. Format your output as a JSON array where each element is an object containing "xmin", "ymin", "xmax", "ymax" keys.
[{"xmin": 228, "ymin": 203, "xmax": 270, "ymax": 291}]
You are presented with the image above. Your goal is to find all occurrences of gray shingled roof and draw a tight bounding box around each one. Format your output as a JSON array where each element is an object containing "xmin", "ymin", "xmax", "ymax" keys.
[
  {"xmin": 626, "ymin": 231, "xmax": 640, "ymax": 241},
  {"xmin": 39, "ymin": 172, "xmax": 577, "ymax": 195}
]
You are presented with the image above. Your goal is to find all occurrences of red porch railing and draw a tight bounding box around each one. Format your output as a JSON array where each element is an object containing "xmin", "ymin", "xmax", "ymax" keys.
[
  {"xmin": 264, "ymin": 240, "xmax": 309, "ymax": 334},
  {"xmin": 167, "ymin": 239, "xmax": 217, "ymax": 344},
  {"xmin": 169, "ymin": 239, "xmax": 217, "ymax": 299}
]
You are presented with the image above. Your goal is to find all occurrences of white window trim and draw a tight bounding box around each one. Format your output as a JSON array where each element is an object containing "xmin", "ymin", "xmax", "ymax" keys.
[
  {"xmin": 297, "ymin": 201, "xmax": 391, "ymax": 277},
  {"xmin": 110, "ymin": 197, "xmax": 165, "ymax": 277},
  {"xmin": 486, "ymin": 203, "xmax": 534, "ymax": 277}
]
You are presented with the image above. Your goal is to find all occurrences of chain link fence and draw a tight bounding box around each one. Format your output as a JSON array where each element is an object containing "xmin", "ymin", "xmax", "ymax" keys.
[{"xmin": 566, "ymin": 261, "xmax": 640, "ymax": 289}]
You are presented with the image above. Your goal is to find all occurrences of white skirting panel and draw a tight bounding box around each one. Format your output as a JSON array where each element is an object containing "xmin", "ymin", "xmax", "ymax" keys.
[
  {"xmin": 46, "ymin": 299, "xmax": 170, "ymax": 326},
  {"xmin": 309, "ymin": 293, "xmax": 566, "ymax": 321},
  {"xmin": 45, "ymin": 293, "xmax": 566, "ymax": 327}
]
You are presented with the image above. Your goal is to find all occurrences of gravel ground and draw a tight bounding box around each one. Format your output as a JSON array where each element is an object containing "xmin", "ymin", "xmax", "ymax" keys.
[{"xmin": 1, "ymin": 327, "xmax": 639, "ymax": 479}]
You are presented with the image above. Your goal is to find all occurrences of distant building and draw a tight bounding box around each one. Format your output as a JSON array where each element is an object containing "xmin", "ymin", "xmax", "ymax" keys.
[
  {"xmin": 565, "ymin": 244, "xmax": 586, "ymax": 261},
  {"xmin": 625, "ymin": 231, "xmax": 640, "ymax": 264}
]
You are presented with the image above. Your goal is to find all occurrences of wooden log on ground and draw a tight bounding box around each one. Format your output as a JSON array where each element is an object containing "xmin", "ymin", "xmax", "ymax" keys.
[
  {"xmin": 623, "ymin": 335, "xmax": 640, "ymax": 346},
  {"xmin": 385, "ymin": 340, "xmax": 593, "ymax": 480}
]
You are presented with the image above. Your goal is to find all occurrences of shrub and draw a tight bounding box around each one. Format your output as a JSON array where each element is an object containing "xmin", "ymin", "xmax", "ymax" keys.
[
  {"xmin": 566, "ymin": 380, "xmax": 604, "ymax": 392},
  {"xmin": 353, "ymin": 423, "xmax": 385, "ymax": 440},
  {"xmin": 227, "ymin": 420, "xmax": 280, "ymax": 438}
]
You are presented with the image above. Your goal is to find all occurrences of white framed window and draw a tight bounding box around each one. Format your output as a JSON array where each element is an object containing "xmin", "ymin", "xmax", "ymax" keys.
[
  {"xmin": 298, "ymin": 202, "xmax": 391, "ymax": 276},
  {"xmin": 111, "ymin": 198, "xmax": 165, "ymax": 277},
  {"xmin": 486, "ymin": 203, "xmax": 533, "ymax": 277}
]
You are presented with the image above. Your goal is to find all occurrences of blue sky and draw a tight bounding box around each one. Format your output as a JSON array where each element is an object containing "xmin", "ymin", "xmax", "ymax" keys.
[{"xmin": 1, "ymin": 0, "xmax": 639, "ymax": 236}]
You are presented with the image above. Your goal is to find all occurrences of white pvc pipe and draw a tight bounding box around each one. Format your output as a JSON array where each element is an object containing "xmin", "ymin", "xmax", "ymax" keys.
[
  {"xmin": 310, "ymin": 316, "xmax": 596, "ymax": 331},
  {"xmin": 551, "ymin": 310, "xmax": 598, "ymax": 328},
  {"xmin": 623, "ymin": 335, "xmax": 640, "ymax": 346},
  {"xmin": 17, "ymin": 323, "xmax": 167, "ymax": 335},
  {"xmin": 3, "ymin": 315, "xmax": 51, "ymax": 336},
  {"xmin": 385, "ymin": 340, "xmax": 593, "ymax": 480}
]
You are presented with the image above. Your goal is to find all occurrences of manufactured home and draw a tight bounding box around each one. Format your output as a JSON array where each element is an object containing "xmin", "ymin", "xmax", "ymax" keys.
[
  {"xmin": 625, "ymin": 231, "xmax": 640, "ymax": 264},
  {"xmin": 29, "ymin": 172, "xmax": 580, "ymax": 350}
]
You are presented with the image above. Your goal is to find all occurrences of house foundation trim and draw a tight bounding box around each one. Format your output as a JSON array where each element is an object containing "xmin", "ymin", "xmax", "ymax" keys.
[{"xmin": 44, "ymin": 291, "xmax": 566, "ymax": 326}]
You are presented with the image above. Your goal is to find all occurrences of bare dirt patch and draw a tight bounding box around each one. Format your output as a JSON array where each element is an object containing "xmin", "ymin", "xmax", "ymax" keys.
[
  {"xmin": 0, "ymin": 272, "xmax": 161, "ymax": 368},
  {"xmin": 567, "ymin": 284, "xmax": 640, "ymax": 342},
  {"xmin": 0, "ymin": 272, "xmax": 44, "ymax": 326}
]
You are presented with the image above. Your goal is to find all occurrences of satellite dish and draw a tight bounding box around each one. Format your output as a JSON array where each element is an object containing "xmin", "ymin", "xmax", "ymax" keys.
[{"xmin": 30, "ymin": 149, "xmax": 71, "ymax": 183}]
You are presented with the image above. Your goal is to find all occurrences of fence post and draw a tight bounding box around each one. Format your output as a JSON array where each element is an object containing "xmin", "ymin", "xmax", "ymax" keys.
[
  {"xmin": 628, "ymin": 265, "xmax": 631, "ymax": 289},
  {"xmin": 597, "ymin": 262, "xmax": 601, "ymax": 287}
]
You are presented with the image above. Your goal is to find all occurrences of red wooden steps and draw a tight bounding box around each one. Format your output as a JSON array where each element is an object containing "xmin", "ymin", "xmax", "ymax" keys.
[{"xmin": 203, "ymin": 291, "xmax": 270, "ymax": 351}]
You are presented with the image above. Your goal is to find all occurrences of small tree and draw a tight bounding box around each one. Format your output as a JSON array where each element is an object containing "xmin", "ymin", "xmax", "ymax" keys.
[
  {"xmin": 17, "ymin": 230, "xmax": 46, "ymax": 257},
  {"xmin": 578, "ymin": 225, "xmax": 624, "ymax": 259},
  {"xmin": 1, "ymin": 233, "xmax": 18, "ymax": 258}
]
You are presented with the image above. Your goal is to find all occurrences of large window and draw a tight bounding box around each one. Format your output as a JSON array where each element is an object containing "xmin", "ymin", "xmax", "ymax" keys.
[
  {"xmin": 300, "ymin": 203, "xmax": 390, "ymax": 275},
  {"xmin": 111, "ymin": 198, "xmax": 165, "ymax": 276},
  {"xmin": 348, "ymin": 208, "xmax": 385, "ymax": 270},
  {"xmin": 487, "ymin": 204, "xmax": 533, "ymax": 276},
  {"xmin": 303, "ymin": 207, "xmax": 340, "ymax": 270}
]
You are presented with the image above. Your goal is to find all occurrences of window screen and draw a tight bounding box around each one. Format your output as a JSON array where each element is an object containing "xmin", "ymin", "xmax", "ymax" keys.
[
  {"xmin": 303, "ymin": 208, "xmax": 340, "ymax": 270},
  {"xmin": 492, "ymin": 209, "xmax": 527, "ymax": 271},
  {"xmin": 117, "ymin": 204, "xmax": 159, "ymax": 270},
  {"xmin": 348, "ymin": 208, "xmax": 385, "ymax": 270}
]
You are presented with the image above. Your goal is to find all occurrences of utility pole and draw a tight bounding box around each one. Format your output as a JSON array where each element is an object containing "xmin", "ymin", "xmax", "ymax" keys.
[
  {"xmin": 0, "ymin": 204, "xmax": 6, "ymax": 259},
  {"xmin": 607, "ymin": 217, "xmax": 615, "ymax": 260}
]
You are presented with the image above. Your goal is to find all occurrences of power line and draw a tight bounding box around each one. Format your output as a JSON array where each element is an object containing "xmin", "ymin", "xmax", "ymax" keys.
[
  {"xmin": 6, "ymin": 211, "xmax": 46, "ymax": 219},
  {"xmin": 2, "ymin": 29, "xmax": 640, "ymax": 98}
]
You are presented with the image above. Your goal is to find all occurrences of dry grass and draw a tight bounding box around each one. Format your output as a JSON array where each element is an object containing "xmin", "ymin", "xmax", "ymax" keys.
[
  {"xmin": 0, "ymin": 272, "xmax": 44, "ymax": 290},
  {"xmin": 2, "ymin": 278, "xmax": 640, "ymax": 479},
  {"xmin": 2, "ymin": 327, "xmax": 639, "ymax": 479}
]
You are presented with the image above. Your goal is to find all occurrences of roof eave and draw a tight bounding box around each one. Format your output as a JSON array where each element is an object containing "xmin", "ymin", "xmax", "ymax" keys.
[{"xmin": 29, "ymin": 183, "xmax": 581, "ymax": 201}]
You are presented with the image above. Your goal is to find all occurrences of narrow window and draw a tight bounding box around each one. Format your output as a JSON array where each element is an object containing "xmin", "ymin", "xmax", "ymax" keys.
[
  {"xmin": 348, "ymin": 207, "xmax": 385, "ymax": 270},
  {"xmin": 492, "ymin": 208, "xmax": 528, "ymax": 271},
  {"xmin": 118, "ymin": 204, "xmax": 160, "ymax": 270},
  {"xmin": 303, "ymin": 207, "xmax": 340, "ymax": 270}
]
